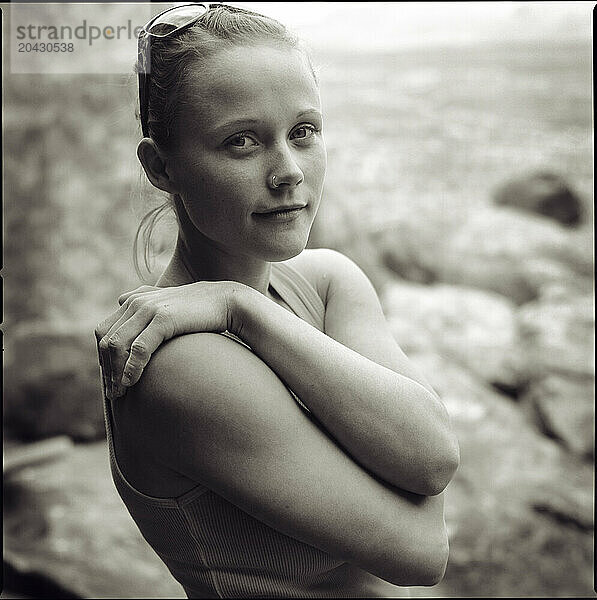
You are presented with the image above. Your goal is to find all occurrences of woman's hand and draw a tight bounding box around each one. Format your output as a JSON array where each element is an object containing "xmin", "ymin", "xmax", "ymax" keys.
[{"xmin": 95, "ymin": 281, "xmax": 240, "ymax": 399}]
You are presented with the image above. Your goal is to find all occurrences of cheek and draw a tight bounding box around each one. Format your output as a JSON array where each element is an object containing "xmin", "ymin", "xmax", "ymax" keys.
[
  {"xmin": 180, "ymin": 170, "xmax": 255, "ymax": 233},
  {"xmin": 308, "ymin": 143, "xmax": 327, "ymax": 191},
  {"xmin": 198, "ymin": 157, "xmax": 260, "ymax": 198}
]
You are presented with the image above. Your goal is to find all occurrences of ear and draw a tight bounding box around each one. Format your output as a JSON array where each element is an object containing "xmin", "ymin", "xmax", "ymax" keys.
[{"xmin": 137, "ymin": 138, "xmax": 178, "ymax": 194}]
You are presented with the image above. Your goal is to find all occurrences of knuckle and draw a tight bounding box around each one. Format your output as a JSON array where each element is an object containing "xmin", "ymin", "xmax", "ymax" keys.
[
  {"xmin": 107, "ymin": 335, "xmax": 121, "ymax": 351},
  {"xmin": 98, "ymin": 337, "xmax": 110, "ymax": 353},
  {"xmin": 138, "ymin": 303, "xmax": 155, "ymax": 319},
  {"xmin": 95, "ymin": 320, "xmax": 109, "ymax": 340},
  {"xmin": 153, "ymin": 305, "xmax": 170, "ymax": 321},
  {"xmin": 122, "ymin": 366, "xmax": 138, "ymax": 383},
  {"xmin": 129, "ymin": 297, "xmax": 144, "ymax": 312},
  {"xmin": 153, "ymin": 307, "xmax": 175, "ymax": 336},
  {"xmin": 130, "ymin": 340, "xmax": 148, "ymax": 360}
]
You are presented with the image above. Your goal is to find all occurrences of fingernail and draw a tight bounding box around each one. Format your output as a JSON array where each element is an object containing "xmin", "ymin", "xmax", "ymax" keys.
[{"xmin": 121, "ymin": 373, "xmax": 131, "ymax": 387}]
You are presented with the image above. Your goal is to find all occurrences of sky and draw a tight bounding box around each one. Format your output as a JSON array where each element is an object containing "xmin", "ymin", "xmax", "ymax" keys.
[
  {"xmin": 239, "ymin": 2, "xmax": 593, "ymax": 51},
  {"xmin": 4, "ymin": 1, "xmax": 593, "ymax": 74}
]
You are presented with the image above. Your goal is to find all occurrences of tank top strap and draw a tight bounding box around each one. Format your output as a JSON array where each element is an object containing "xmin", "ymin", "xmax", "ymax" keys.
[{"xmin": 269, "ymin": 262, "xmax": 326, "ymax": 332}]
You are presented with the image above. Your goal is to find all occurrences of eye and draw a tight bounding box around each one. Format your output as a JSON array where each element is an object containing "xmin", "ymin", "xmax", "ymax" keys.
[
  {"xmin": 225, "ymin": 132, "xmax": 259, "ymax": 149},
  {"xmin": 290, "ymin": 124, "xmax": 318, "ymax": 141}
]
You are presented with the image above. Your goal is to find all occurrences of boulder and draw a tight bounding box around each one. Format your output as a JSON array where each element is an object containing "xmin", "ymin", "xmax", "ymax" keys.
[
  {"xmin": 408, "ymin": 352, "xmax": 594, "ymax": 598},
  {"xmin": 521, "ymin": 374, "xmax": 594, "ymax": 459},
  {"xmin": 3, "ymin": 441, "xmax": 186, "ymax": 599},
  {"xmin": 380, "ymin": 280, "xmax": 522, "ymax": 391},
  {"xmin": 3, "ymin": 359, "xmax": 594, "ymax": 599},
  {"xmin": 375, "ymin": 205, "xmax": 592, "ymax": 304},
  {"xmin": 516, "ymin": 292, "xmax": 594, "ymax": 380},
  {"xmin": 492, "ymin": 171, "xmax": 583, "ymax": 227},
  {"xmin": 514, "ymin": 291, "xmax": 593, "ymax": 459},
  {"xmin": 4, "ymin": 322, "xmax": 106, "ymax": 441}
]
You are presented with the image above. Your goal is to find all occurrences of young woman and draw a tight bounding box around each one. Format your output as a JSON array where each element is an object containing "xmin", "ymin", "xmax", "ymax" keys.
[{"xmin": 95, "ymin": 4, "xmax": 459, "ymax": 598}]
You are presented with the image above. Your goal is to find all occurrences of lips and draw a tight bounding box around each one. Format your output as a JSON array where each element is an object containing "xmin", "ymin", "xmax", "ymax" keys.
[
  {"xmin": 255, "ymin": 204, "xmax": 307, "ymax": 214},
  {"xmin": 253, "ymin": 204, "xmax": 307, "ymax": 222}
]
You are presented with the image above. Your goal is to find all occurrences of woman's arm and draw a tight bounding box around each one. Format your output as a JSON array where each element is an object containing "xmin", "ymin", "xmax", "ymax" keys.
[
  {"xmin": 128, "ymin": 331, "xmax": 449, "ymax": 587},
  {"xmin": 228, "ymin": 249, "xmax": 459, "ymax": 496},
  {"xmin": 97, "ymin": 249, "xmax": 458, "ymax": 495}
]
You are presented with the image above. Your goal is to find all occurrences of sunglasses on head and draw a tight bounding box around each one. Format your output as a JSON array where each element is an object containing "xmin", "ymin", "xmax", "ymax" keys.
[
  {"xmin": 138, "ymin": 2, "xmax": 258, "ymax": 138},
  {"xmin": 138, "ymin": 3, "xmax": 211, "ymax": 137}
]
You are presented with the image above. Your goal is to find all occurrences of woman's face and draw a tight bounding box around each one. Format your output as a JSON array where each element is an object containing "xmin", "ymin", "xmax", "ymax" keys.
[{"xmin": 165, "ymin": 43, "xmax": 327, "ymax": 262}]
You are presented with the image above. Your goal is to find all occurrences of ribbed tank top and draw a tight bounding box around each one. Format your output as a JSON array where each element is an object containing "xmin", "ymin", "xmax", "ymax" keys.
[{"xmin": 104, "ymin": 261, "xmax": 409, "ymax": 598}]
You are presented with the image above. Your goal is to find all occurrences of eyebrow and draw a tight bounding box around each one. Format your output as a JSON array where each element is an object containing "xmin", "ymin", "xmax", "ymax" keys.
[{"xmin": 212, "ymin": 109, "xmax": 322, "ymax": 135}]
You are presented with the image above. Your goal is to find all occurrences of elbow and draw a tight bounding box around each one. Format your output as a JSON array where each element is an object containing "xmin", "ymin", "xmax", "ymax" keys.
[
  {"xmin": 405, "ymin": 532, "xmax": 450, "ymax": 587},
  {"xmin": 418, "ymin": 433, "xmax": 460, "ymax": 496},
  {"xmin": 416, "ymin": 537, "xmax": 449, "ymax": 586},
  {"xmin": 382, "ymin": 532, "xmax": 449, "ymax": 587},
  {"xmin": 412, "ymin": 551, "xmax": 448, "ymax": 587}
]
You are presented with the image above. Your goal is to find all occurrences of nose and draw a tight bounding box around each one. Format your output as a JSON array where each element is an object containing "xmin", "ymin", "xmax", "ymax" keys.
[{"xmin": 268, "ymin": 143, "xmax": 304, "ymax": 189}]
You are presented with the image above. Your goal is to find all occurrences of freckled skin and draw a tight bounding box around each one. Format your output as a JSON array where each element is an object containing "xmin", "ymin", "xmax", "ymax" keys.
[
  {"xmin": 99, "ymin": 39, "xmax": 453, "ymax": 595},
  {"xmin": 164, "ymin": 44, "xmax": 327, "ymax": 264}
]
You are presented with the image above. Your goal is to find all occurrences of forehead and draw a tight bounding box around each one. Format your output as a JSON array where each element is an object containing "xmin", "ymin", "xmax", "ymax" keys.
[{"xmin": 182, "ymin": 44, "xmax": 320, "ymax": 131}]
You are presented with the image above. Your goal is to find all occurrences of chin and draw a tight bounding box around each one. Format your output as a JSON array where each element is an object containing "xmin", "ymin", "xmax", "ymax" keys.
[
  {"xmin": 250, "ymin": 204, "xmax": 318, "ymax": 262},
  {"xmin": 257, "ymin": 235, "xmax": 309, "ymax": 263},
  {"xmin": 264, "ymin": 244, "xmax": 306, "ymax": 263}
]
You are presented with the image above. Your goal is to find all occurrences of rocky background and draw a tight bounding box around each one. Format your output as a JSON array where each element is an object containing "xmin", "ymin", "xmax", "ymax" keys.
[{"xmin": 3, "ymin": 5, "xmax": 594, "ymax": 599}]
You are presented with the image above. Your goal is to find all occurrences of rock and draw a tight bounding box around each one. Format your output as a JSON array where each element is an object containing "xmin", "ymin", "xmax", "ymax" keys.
[
  {"xmin": 521, "ymin": 375, "xmax": 594, "ymax": 459},
  {"xmin": 513, "ymin": 292, "xmax": 594, "ymax": 459},
  {"xmin": 4, "ymin": 322, "xmax": 106, "ymax": 441},
  {"xmin": 380, "ymin": 280, "xmax": 522, "ymax": 390},
  {"xmin": 492, "ymin": 171, "xmax": 583, "ymax": 227},
  {"xmin": 3, "ymin": 359, "xmax": 594, "ymax": 599},
  {"xmin": 3, "ymin": 441, "xmax": 186, "ymax": 599},
  {"xmin": 3, "ymin": 436, "xmax": 74, "ymax": 476},
  {"xmin": 408, "ymin": 352, "xmax": 594, "ymax": 598},
  {"xmin": 531, "ymin": 480, "xmax": 594, "ymax": 532},
  {"xmin": 516, "ymin": 292, "xmax": 594, "ymax": 379},
  {"xmin": 308, "ymin": 194, "xmax": 399, "ymax": 294},
  {"xmin": 375, "ymin": 205, "xmax": 592, "ymax": 304}
]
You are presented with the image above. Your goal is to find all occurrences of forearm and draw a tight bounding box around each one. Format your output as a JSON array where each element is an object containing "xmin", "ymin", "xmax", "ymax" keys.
[{"xmin": 230, "ymin": 284, "xmax": 459, "ymax": 495}]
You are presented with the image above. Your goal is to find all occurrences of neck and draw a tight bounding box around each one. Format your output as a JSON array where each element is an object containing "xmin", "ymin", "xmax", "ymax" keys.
[{"xmin": 172, "ymin": 233, "xmax": 272, "ymax": 296}]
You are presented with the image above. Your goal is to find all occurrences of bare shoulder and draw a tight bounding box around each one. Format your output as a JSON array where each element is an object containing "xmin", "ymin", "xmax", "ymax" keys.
[
  {"xmin": 112, "ymin": 332, "xmax": 272, "ymax": 495},
  {"xmin": 287, "ymin": 252, "xmax": 437, "ymax": 396},
  {"xmin": 123, "ymin": 331, "xmax": 305, "ymax": 461},
  {"xmin": 130, "ymin": 332, "xmax": 277, "ymax": 419},
  {"xmin": 283, "ymin": 248, "xmax": 369, "ymax": 306}
]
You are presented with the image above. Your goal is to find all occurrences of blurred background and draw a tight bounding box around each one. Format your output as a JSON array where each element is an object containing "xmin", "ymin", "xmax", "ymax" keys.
[{"xmin": 3, "ymin": 2, "xmax": 594, "ymax": 598}]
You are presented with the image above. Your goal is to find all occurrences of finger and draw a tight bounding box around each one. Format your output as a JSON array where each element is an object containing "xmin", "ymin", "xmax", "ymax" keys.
[
  {"xmin": 96, "ymin": 310, "xmax": 128, "ymax": 399},
  {"xmin": 96, "ymin": 303, "xmax": 130, "ymax": 347},
  {"xmin": 96, "ymin": 289, "xmax": 155, "ymax": 397},
  {"xmin": 95, "ymin": 334, "xmax": 108, "ymax": 398},
  {"xmin": 100, "ymin": 295, "xmax": 156, "ymax": 398},
  {"xmin": 121, "ymin": 313, "xmax": 173, "ymax": 388},
  {"xmin": 94, "ymin": 325, "xmax": 107, "ymax": 396},
  {"xmin": 118, "ymin": 285, "xmax": 159, "ymax": 306},
  {"xmin": 104, "ymin": 306, "xmax": 156, "ymax": 399},
  {"xmin": 97, "ymin": 304, "xmax": 136, "ymax": 399},
  {"xmin": 98, "ymin": 338, "xmax": 113, "ymax": 399},
  {"xmin": 99, "ymin": 334, "xmax": 127, "ymax": 400},
  {"xmin": 95, "ymin": 309, "xmax": 125, "ymax": 346}
]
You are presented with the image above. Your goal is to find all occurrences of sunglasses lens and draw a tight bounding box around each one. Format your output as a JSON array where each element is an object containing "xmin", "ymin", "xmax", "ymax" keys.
[{"xmin": 147, "ymin": 4, "xmax": 208, "ymax": 36}]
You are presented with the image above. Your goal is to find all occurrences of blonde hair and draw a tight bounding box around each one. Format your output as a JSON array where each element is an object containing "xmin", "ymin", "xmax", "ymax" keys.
[{"xmin": 133, "ymin": 5, "xmax": 316, "ymax": 278}]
